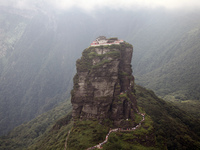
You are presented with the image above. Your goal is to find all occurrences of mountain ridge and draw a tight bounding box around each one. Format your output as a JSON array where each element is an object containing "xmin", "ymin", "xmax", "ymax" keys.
[
  {"xmin": 1, "ymin": 84, "xmax": 200, "ymax": 149},
  {"xmin": 0, "ymin": 7, "xmax": 200, "ymax": 136}
]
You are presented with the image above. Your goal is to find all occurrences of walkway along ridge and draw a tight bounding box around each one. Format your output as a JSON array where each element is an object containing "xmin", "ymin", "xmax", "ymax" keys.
[
  {"xmin": 86, "ymin": 112, "xmax": 145, "ymax": 150},
  {"xmin": 64, "ymin": 129, "xmax": 71, "ymax": 150}
]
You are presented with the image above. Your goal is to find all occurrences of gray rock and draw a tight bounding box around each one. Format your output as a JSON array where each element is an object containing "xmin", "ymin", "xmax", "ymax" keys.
[{"xmin": 71, "ymin": 42, "xmax": 137, "ymax": 127}]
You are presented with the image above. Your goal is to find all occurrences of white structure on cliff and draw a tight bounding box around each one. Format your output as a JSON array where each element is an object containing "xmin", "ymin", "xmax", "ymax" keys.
[{"xmin": 91, "ymin": 36, "xmax": 124, "ymax": 46}]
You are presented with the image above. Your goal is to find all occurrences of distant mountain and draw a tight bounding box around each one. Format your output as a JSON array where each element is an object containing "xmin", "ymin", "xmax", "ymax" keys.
[
  {"xmin": 131, "ymin": 13, "xmax": 200, "ymax": 101},
  {"xmin": 0, "ymin": 6, "xmax": 200, "ymax": 135},
  {"xmin": 0, "ymin": 8, "xmax": 84, "ymax": 135}
]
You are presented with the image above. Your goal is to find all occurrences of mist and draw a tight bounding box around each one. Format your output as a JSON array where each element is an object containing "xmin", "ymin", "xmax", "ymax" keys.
[
  {"xmin": 1, "ymin": 0, "xmax": 200, "ymax": 139},
  {"xmin": 1, "ymin": 0, "xmax": 200, "ymax": 12}
]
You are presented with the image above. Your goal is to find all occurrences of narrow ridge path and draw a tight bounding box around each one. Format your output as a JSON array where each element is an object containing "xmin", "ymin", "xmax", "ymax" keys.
[
  {"xmin": 64, "ymin": 129, "xmax": 71, "ymax": 150},
  {"xmin": 86, "ymin": 112, "xmax": 145, "ymax": 150}
]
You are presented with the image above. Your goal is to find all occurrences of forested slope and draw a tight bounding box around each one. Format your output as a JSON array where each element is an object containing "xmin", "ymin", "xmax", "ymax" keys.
[
  {"xmin": 0, "ymin": 8, "xmax": 90, "ymax": 135},
  {"xmin": 1, "ymin": 85, "xmax": 199, "ymax": 150},
  {"xmin": 0, "ymin": 100, "xmax": 72, "ymax": 150},
  {"xmin": 1, "ymin": 7, "xmax": 200, "ymax": 135},
  {"xmin": 134, "ymin": 21, "xmax": 200, "ymax": 100}
]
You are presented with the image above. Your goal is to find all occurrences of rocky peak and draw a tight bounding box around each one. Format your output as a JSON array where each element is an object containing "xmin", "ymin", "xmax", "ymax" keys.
[{"xmin": 71, "ymin": 39, "xmax": 137, "ymax": 127}]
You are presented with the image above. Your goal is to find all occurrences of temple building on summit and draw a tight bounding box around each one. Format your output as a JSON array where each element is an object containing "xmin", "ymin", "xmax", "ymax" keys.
[{"xmin": 91, "ymin": 36, "xmax": 124, "ymax": 46}]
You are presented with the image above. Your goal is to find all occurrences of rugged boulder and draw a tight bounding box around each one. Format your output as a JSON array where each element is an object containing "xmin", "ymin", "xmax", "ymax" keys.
[{"xmin": 71, "ymin": 40, "xmax": 137, "ymax": 127}]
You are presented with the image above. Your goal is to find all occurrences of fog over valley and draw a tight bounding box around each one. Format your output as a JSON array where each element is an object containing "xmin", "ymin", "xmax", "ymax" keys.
[{"xmin": 0, "ymin": 0, "xmax": 200, "ymax": 149}]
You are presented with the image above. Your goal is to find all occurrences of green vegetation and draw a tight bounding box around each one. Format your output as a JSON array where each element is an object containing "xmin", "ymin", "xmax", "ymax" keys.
[
  {"xmin": 135, "ymin": 85, "xmax": 200, "ymax": 150},
  {"xmin": 124, "ymin": 42, "xmax": 133, "ymax": 49},
  {"xmin": 119, "ymin": 71, "xmax": 129, "ymax": 76},
  {"xmin": 134, "ymin": 107, "xmax": 145, "ymax": 124},
  {"xmin": 167, "ymin": 99, "xmax": 200, "ymax": 118},
  {"xmin": 88, "ymin": 49, "xmax": 120, "ymax": 59},
  {"xmin": 67, "ymin": 120, "xmax": 109, "ymax": 150},
  {"xmin": 28, "ymin": 116, "xmax": 73, "ymax": 150},
  {"xmin": 0, "ymin": 11, "xmax": 79, "ymax": 135},
  {"xmin": 76, "ymin": 46, "xmax": 121, "ymax": 72},
  {"xmin": 76, "ymin": 47, "xmax": 120, "ymax": 72},
  {"xmin": 66, "ymin": 109, "xmax": 163, "ymax": 150},
  {"xmin": 108, "ymin": 37, "xmax": 118, "ymax": 40},
  {"xmin": 0, "ymin": 101, "xmax": 72, "ymax": 150},
  {"xmin": 0, "ymin": 7, "xmax": 200, "ymax": 150},
  {"xmin": 134, "ymin": 21, "xmax": 200, "ymax": 101},
  {"xmin": 76, "ymin": 49, "xmax": 93, "ymax": 72},
  {"xmin": 134, "ymin": 113, "xmax": 143, "ymax": 124},
  {"xmin": 72, "ymin": 73, "xmax": 79, "ymax": 89},
  {"xmin": 118, "ymin": 92, "xmax": 129, "ymax": 100},
  {"xmin": 1, "ymin": 85, "xmax": 200, "ymax": 150},
  {"xmin": 92, "ymin": 59, "xmax": 112, "ymax": 69},
  {"xmin": 102, "ymin": 44, "xmax": 122, "ymax": 50},
  {"xmin": 102, "ymin": 113, "xmax": 162, "ymax": 150}
]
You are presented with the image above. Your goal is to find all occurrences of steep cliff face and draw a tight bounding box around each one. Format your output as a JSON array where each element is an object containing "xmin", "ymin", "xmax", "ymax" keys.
[{"xmin": 71, "ymin": 41, "xmax": 137, "ymax": 127}]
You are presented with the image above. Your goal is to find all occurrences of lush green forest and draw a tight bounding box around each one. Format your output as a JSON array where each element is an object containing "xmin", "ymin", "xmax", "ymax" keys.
[
  {"xmin": 0, "ymin": 100, "xmax": 72, "ymax": 150},
  {"xmin": 0, "ymin": 4, "xmax": 200, "ymax": 141},
  {"xmin": 134, "ymin": 23, "xmax": 200, "ymax": 101},
  {"xmin": 135, "ymin": 85, "xmax": 200, "ymax": 150},
  {"xmin": 1, "ymin": 85, "xmax": 199, "ymax": 150}
]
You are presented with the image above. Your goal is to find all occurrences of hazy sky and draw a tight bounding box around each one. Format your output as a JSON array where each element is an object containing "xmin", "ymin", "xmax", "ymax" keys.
[
  {"xmin": 1, "ymin": 0, "xmax": 200, "ymax": 11},
  {"xmin": 48, "ymin": 0, "xmax": 200, "ymax": 10}
]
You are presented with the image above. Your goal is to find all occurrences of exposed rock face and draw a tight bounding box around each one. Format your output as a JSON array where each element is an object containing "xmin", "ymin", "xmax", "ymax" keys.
[{"xmin": 71, "ymin": 41, "xmax": 137, "ymax": 127}]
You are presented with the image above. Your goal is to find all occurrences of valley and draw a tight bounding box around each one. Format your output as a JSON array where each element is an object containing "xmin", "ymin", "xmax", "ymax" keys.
[{"xmin": 0, "ymin": 2, "xmax": 200, "ymax": 150}]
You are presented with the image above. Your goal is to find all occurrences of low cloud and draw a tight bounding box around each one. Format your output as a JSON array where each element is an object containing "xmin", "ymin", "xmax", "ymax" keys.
[
  {"xmin": 1, "ymin": 0, "xmax": 200, "ymax": 11},
  {"xmin": 45, "ymin": 0, "xmax": 200, "ymax": 11}
]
